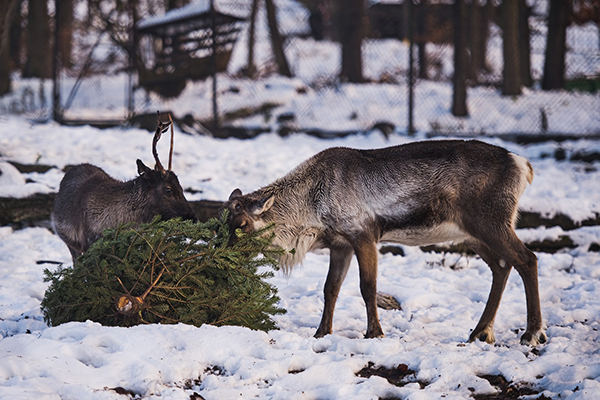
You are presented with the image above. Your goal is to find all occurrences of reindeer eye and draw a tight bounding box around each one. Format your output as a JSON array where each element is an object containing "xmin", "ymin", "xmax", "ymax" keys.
[
  {"xmin": 234, "ymin": 203, "xmax": 241, "ymax": 211},
  {"xmin": 164, "ymin": 187, "xmax": 172, "ymax": 194}
]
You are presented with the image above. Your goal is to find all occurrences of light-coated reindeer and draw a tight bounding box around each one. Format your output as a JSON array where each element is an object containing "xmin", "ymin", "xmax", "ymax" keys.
[
  {"xmin": 52, "ymin": 113, "xmax": 197, "ymax": 262},
  {"xmin": 223, "ymin": 140, "xmax": 546, "ymax": 345}
]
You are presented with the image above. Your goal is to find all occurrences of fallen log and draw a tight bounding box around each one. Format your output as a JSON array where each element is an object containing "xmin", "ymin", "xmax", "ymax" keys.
[
  {"xmin": 0, "ymin": 193, "xmax": 223, "ymax": 226},
  {"xmin": 0, "ymin": 194, "xmax": 598, "ymax": 254},
  {"xmin": 0, "ymin": 193, "xmax": 57, "ymax": 225},
  {"xmin": 3, "ymin": 193, "xmax": 598, "ymax": 230},
  {"xmin": 410, "ymin": 235, "xmax": 577, "ymax": 255},
  {"xmin": 519, "ymin": 211, "xmax": 600, "ymax": 231}
]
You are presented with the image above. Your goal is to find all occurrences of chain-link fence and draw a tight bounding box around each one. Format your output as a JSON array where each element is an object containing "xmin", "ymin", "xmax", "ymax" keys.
[{"xmin": 1, "ymin": 0, "xmax": 598, "ymax": 138}]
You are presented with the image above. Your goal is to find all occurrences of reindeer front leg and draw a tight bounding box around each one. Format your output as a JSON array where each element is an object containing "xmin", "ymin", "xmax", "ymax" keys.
[
  {"xmin": 353, "ymin": 238, "xmax": 385, "ymax": 339},
  {"xmin": 315, "ymin": 245, "xmax": 354, "ymax": 338}
]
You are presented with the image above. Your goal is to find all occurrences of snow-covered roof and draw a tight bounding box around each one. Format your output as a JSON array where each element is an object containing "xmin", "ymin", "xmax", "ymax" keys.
[
  {"xmin": 367, "ymin": 0, "xmax": 456, "ymax": 5},
  {"xmin": 137, "ymin": 0, "xmax": 249, "ymax": 36}
]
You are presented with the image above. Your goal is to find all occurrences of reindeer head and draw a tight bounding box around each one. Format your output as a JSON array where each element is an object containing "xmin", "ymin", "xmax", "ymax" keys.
[
  {"xmin": 223, "ymin": 188, "xmax": 275, "ymax": 235},
  {"xmin": 135, "ymin": 159, "xmax": 197, "ymax": 222},
  {"xmin": 135, "ymin": 112, "xmax": 198, "ymax": 223}
]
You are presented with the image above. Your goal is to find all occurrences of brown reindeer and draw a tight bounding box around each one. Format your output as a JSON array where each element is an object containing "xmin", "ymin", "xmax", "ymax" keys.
[
  {"xmin": 222, "ymin": 140, "xmax": 546, "ymax": 345},
  {"xmin": 52, "ymin": 113, "xmax": 197, "ymax": 262}
]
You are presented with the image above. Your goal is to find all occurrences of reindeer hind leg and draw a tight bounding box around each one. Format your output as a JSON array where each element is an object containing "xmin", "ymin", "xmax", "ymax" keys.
[
  {"xmin": 474, "ymin": 228, "xmax": 546, "ymax": 346},
  {"xmin": 466, "ymin": 239, "xmax": 511, "ymax": 344}
]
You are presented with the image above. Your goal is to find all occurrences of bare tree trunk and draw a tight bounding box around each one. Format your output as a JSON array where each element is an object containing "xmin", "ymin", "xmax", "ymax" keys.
[
  {"xmin": 168, "ymin": 0, "xmax": 190, "ymax": 9},
  {"xmin": 339, "ymin": 0, "xmax": 364, "ymax": 83},
  {"xmin": 452, "ymin": 0, "xmax": 468, "ymax": 116},
  {"xmin": 417, "ymin": 0, "xmax": 428, "ymax": 79},
  {"xmin": 308, "ymin": 4, "xmax": 324, "ymax": 40},
  {"xmin": 468, "ymin": 0, "xmax": 485, "ymax": 83},
  {"xmin": 541, "ymin": 0, "xmax": 570, "ymax": 90},
  {"xmin": 23, "ymin": 0, "xmax": 53, "ymax": 79},
  {"xmin": 518, "ymin": 0, "xmax": 532, "ymax": 87},
  {"xmin": 0, "ymin": 0, "xmax": 19, "ymax": 95},
  {"xmin": 265, "ymin": 0, "xmax": 292, "ymax": 77},
  {"xmin": 56, "ymin": 0, "xmax": 74, "ymax": 70},
  {"xmin": 501, "ymin": 0, "xmax": 522, "ymax": 96},
  {"xmin": 246, "ymin": 0, "xmax": 260, "ymax": 78},
  {"xmin": 8, "ymin": 0, "xmax": 22, "ymax": 70}
]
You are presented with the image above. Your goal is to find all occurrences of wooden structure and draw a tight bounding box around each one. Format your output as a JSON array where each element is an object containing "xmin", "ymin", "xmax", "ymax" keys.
[{"xmin": 136, "ymin": 2, "xmax": 246, "ymax": 97}]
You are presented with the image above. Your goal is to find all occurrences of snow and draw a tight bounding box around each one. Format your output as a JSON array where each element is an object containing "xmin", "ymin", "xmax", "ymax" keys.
[
  {"xmin": 0, "ymin": 0, "xmax": 599, "ymax": 397},
  {"xmin": 0, "ymin": 115, "xmax": 599, "ymax": 399},
  {"xmin": 3, "ymin": 11, "xmax": 599, "ymax": 135},
  {"xmin": 2, "ymin": 116, "xmax": 600, "ymax": 221},
  {"xmin": 0, "ymin": 162, "xmax": 54, "ymax": 198}
]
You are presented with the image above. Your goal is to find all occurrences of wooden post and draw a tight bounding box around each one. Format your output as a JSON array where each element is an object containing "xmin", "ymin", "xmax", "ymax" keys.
[
  {"xmin": 210, "ymin": 0, "xmax": 219, "ymax": 129},
  {"xmin": 408, "ymin": 0, "xmax": 415, "ymax": 134},
  {"xmin": 452, "ymin": 0, "xmax": 469, "ymax": 116},
  {"xmin": 52, "ymin": 0, "xmax": 62, "ymax": 123}
]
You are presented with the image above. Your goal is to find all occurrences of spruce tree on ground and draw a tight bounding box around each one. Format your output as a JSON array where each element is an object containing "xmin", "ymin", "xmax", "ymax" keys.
[{"xmin": 42, "ymin": 214, "xmax": 286, "ymax": 331}]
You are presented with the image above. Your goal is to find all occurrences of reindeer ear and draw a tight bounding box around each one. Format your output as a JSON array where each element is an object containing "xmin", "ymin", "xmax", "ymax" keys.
[
  {"xmin": 137, "ymin": 159, "xmax": 151, "ymax": 175},
  {"xmin": 229, "ymin": 188, "xmax": 243, "ymax": 200},
  {"xmin": 252, "ymin": 195, "xmax": 275, "ymax": 215}
]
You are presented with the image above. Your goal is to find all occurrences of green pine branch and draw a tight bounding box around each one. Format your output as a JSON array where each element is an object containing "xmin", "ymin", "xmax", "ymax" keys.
[{"xmin": 42, "ymin": 212, "xmax": 286, "ymax": 331}]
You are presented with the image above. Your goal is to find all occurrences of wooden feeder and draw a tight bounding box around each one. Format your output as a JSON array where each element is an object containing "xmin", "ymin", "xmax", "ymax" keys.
[{"xmin": 136, "ymin": 2, "xmax": 246, "ymax": 98}]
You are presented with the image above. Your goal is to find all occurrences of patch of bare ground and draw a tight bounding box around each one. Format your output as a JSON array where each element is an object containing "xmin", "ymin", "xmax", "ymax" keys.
[
  {"xmin": 473, "ymin": 375, "xmax": 551, "ymax": 400},
  {"xmin": 356, "ymin": 362, "xmax": 424, "ymax": 389},
  {"xmin": 356, "ymin": 365, "xmax": 554, "ymax": 400}
]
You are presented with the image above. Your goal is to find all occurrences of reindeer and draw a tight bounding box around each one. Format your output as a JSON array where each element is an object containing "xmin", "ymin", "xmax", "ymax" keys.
[
  {"xmin": 52, "ymin": 113, "xmax": 197, "ymax": 262},
  {"xmin": 223, "ymin": 140, "xmax": 546, "ymax": 345}
]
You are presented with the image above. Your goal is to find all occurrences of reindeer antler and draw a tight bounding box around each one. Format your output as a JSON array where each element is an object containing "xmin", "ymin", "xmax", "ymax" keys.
[
  {"xmin": 152, "ymin": 111, "xmax": 171, "ymax": 173},
  {"xmin": 168, "ymin": 113, "xmax": 174, "ymax": 171}
]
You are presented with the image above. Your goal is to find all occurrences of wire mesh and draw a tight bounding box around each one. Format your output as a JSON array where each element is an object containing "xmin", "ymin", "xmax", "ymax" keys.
[{"xmin": 1, "ymin": 0, "xmax": 598, "ymax": 138}]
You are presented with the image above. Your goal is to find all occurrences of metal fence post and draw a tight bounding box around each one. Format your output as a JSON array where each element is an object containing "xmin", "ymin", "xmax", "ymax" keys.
[
  {"xmin": 128, "ymin": 0, "xmax": 136, "ymax": 122},
  {"xmin": 52, "ymin": 0, "xmax": 62, "ymax": 123},
  {"xmin": 211, "ymin": 0, "xmax": 219, "ymax": 130},
  {"xmin": 407, "ymin": 0, "xmax": 415, "ymax": 135}
]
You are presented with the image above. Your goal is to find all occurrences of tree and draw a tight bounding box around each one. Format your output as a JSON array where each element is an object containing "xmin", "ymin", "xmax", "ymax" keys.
[
  {"xmin": 265, "ymin": 0, "xmax": 292, "ymax": 77},
  {"xmin": 542, "ymin": 0, "xmax": 571, "ymax": 90},
  {"xmin": 518, "ymin": 0, "xmax": 532, "ymax": 87},
  {"xmin": 42, "ymin": 217, "xmax": 286, "ymax": 330},
  {"xmin": 417, "ymin": 0, "xmax": 428, "ymax": 79},
  {"xmin": 339, "ymin": 0, "xmax": 364, "ymax": 83},
  {"xmin": 168, "ymin": 0, "xmax": 190, "ymax": 8},
  {"xmin": 23, "ymin": 0, "xmax": 53, "ymax": 79},
  {"xmin": 468, "ymin": 0, "xmax": 491, "ymax": 84},
  {"xmin": 8, "ymin": 0, "xmax": 22, "ymax": 69},
  {"xmin": 452, "ymin": 0, "xmax": 468, "ymax": 116},
  {"xmin": 501, "ymin": 0, "xmax": 522, "ymax": 96},
  {"xmin": 0, "ymin": 0, "xmax": 19, "ymax": 95},
  {"xmin": 56, "ymin": 0, "xmax": 74, "ymax": 70},
  {"xmin": 246, "ymin": 0, "xmax": 260, "ymax": 78}
]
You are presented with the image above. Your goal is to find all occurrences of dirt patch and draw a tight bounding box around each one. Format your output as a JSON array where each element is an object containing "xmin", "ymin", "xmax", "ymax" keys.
[
  {"xmin": 356, "ymin": 362, "xmax": 424, "ymax": 388},
  {"xmin": 356, "ymin": 367, "xmax": 553, "ymax": 399},
  {"xmin": 7, "ymin": 161, "xmax": 56, "ymax": 174},
  {"xmin": 474, "ymin": 375, "xmax": 550, "ymax": 400}
]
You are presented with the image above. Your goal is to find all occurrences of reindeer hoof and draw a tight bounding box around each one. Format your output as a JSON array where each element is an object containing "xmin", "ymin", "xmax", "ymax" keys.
[
  {"xmin": 520, "ymin": 330, "xmax": 547, "ymax": 346},
  {"xmin": 468, "ymin": 327, "xmax": 495, "ymax": 344},
  {"xmin": 365, "ymin": 329, "xmax": 385, "ymax": 339},
  {"xmin": 314, "ymin": 327, "xmax": 330, "ymax": 339}
]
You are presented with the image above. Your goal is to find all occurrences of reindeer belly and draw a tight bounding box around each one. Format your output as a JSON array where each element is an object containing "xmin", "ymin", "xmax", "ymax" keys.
[{"xmin": 380, "ymin": 221, "xmax": 472, "ymax": 247}]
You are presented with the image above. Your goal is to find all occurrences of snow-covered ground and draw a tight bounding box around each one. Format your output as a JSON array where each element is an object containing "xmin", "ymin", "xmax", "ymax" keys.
[
  {"xmin": 0, "ymin": 116, "xmax": 599, "ymax": 399},
  {"xmin": 0, "ymin": 1, "xmax": 599, "ymax": 397}
]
